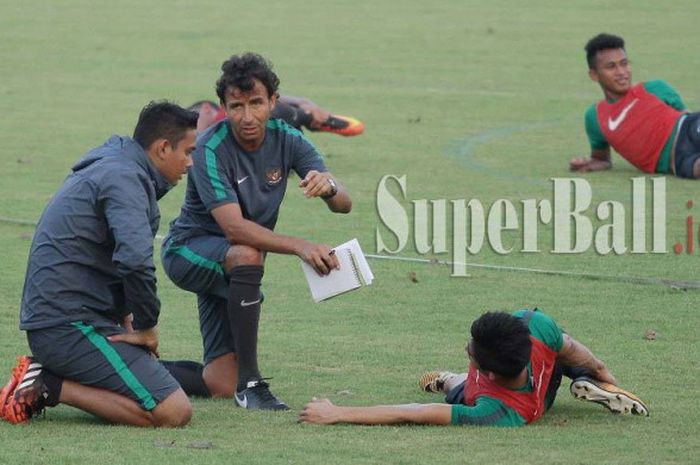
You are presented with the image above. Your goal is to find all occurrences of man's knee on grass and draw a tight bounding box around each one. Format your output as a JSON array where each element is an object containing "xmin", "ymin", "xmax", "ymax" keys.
[
  {"xmin": 202, "ymin": 353, "xmax": 239, "ymax": 398},
  {"xmin": 152, "ymin": 388, "xmax": 192, "ymax": 427}
]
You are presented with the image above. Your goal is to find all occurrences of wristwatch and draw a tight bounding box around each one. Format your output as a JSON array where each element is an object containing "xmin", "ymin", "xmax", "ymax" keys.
[{"xmin": 321, "ymin": 177, "xmax": 338, "ymax": 199}]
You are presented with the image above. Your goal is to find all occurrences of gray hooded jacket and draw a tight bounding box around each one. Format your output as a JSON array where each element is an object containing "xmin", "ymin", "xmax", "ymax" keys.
[{"xmin": 20, "ymin": 135, "xmax": 171, "ymax": 331}]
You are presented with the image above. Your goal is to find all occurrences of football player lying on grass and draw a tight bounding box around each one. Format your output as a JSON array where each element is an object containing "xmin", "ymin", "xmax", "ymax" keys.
[
  {"xmin": 189, "ymin": 96, "xmax": 364, "ymax": 136},
  {"xmin": 300, "ymin": 309, "xmax": 649, "ymax": 427},
  {"xmin": 570, "ymin": 33, "xmax": 699, "ymax": 179}
]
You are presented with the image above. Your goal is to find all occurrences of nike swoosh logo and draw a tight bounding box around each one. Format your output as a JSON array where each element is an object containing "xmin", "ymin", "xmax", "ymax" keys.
[
  {"xmin": 235, "ymin": 392, "xmax": 248, "ymax": 408},
  {"xmin": 240, "ymin": 299, "xmax": 261, "ymax": 307},
  {"xmin": 237, "ymin": 176, "xmax": 249, "ymax": 185},
  {"xmin": 608, "ymin": 98, "xmax": 638, "ymax": 131}
]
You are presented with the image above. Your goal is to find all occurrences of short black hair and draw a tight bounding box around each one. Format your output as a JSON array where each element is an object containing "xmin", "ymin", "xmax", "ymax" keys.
[
  {"xmin": 133, "ymin": 101, "xmax": 198, "ymax": 150},
  {"xmin": 215, "ymin": 53, "xmax": 280, "ymax": 103},
  {"xmin": 470, "ymin": 312, "xmax": 532, "ymax": 378},
  {"xmin": 585, "ymin": 33, "xmax": 625, "ymax": 69}
]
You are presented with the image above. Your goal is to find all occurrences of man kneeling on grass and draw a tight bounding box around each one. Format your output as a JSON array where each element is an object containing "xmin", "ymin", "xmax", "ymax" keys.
[
  {"xmin": 0, "ymin": 101, "xmax": 198, "ymax": 427},
  {"xmin": 300, "ymin": 309, "xmax": 648, "ymax": 427}
]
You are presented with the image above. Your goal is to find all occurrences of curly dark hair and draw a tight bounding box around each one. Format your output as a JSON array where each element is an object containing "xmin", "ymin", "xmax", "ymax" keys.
[
  {"xmin": 585, "ymin": 33, "xmax": 625, "ymax": 69},
  {"xmin": 133, "ymin": 100, "xmax": 198, "ymax": 150},
  {"xmin": 470, "ymin": 312, "xmax": 532, "ymax": 378},
  {"xmin": 215, "ymin": 53, "xmax": 280, "ymax": 103}
]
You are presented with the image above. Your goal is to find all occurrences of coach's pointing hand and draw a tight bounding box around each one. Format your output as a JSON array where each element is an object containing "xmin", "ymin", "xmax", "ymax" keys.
[{"xmin": 299, "ymin": 170, "xmax": 333, "ymax": 198}]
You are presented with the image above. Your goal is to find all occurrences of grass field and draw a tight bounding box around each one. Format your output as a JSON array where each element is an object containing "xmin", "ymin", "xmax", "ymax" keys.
[{"xmin": 1, "ymin": 1, "xmax": 700, "ymax": 464}]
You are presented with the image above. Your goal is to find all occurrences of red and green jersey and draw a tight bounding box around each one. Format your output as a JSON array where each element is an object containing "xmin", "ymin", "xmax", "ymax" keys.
[
  {"xmin": 585, "ymin": 80, "xmax": 686, "ymax": 173},
  {"xmin": 450, "ymin": 309, "xmax": 564, "ymax": 427}
]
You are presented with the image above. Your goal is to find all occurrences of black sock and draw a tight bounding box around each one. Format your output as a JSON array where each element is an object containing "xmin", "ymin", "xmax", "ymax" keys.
[
  {"xmin": 42, "ymin": 370, "xmax": 63, "ymax": 407},
  {"xmin": 562, "ymin": 365, "xmax": 592, "ymax": 380},
  {"xmin": 271, "ymin": 102, "xmax": 313, "ymax": 130},
  {"xmin": 227, "ymin": 265, "xmax": 264, "ymax": 391},
  {"xmin": 294, "ymin": 108, "xmax": 314, "ymax": 130},
  {"xmin": 160, "ymin": 360, "xmax": 211, "ymax": 398}
]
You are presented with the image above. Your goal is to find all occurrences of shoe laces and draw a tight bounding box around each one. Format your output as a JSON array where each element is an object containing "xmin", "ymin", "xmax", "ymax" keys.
[{"xmin": 249, "ymin": 379, "xmax": 278, "ymax": 403}]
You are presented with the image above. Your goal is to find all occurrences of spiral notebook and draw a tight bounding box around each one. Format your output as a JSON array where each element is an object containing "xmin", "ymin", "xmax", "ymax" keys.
[{"xmin": 301, "ymin": 238, "xmax": 374, "ymax": 303}]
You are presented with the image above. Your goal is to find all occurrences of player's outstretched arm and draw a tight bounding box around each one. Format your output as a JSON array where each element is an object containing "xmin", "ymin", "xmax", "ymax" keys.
[
  {"xmin": 570, "ymin": 148, "xmax": 612, "ymax": 172},
  {"xmin": 299, "ymin": 170, "xmax": 352, "ymax": 213},
  {"xmin": 557, "ymin": 334, "xmax": 617, "ymax": 385},
  {"xmin": 299, "ymin": 398, "xmax": 452, "ymax": 425}
]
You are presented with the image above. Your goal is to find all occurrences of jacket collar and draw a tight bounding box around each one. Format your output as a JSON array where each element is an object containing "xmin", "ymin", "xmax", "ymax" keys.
[{"xmin": 123, "ymin": 137, "xmax": 173, "ymax": 200}]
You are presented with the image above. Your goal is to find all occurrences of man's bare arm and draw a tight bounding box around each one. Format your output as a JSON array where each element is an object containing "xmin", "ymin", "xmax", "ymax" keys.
[
  {"xmin": 299, "ymin": 398, "xmax": 452, "ymax": 425},
  {"xmin": 211, "ymin": 203, "xmax": 339, "ymax": 275},
  {"xmin": 570, "ymin": 147, "xmax": 612, "ymax": 172},
  {"xmin": 557, "ymin": 334, "xmax": 617, "ymax": 385}
]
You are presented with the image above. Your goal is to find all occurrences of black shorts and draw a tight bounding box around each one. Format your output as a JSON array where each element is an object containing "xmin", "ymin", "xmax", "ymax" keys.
[
  {"xmin": 673, "ymin": 112, "xmax": 700, "ymax": 179},
  {"xmin": 27, "ymin": 317, "xmax": 180, "ymax": 411}
]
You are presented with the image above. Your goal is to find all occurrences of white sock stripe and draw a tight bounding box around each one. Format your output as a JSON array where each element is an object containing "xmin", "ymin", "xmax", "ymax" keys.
[{"xmin": 28, "ymin": 362, "xmax": 42, "ymax": 370}]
